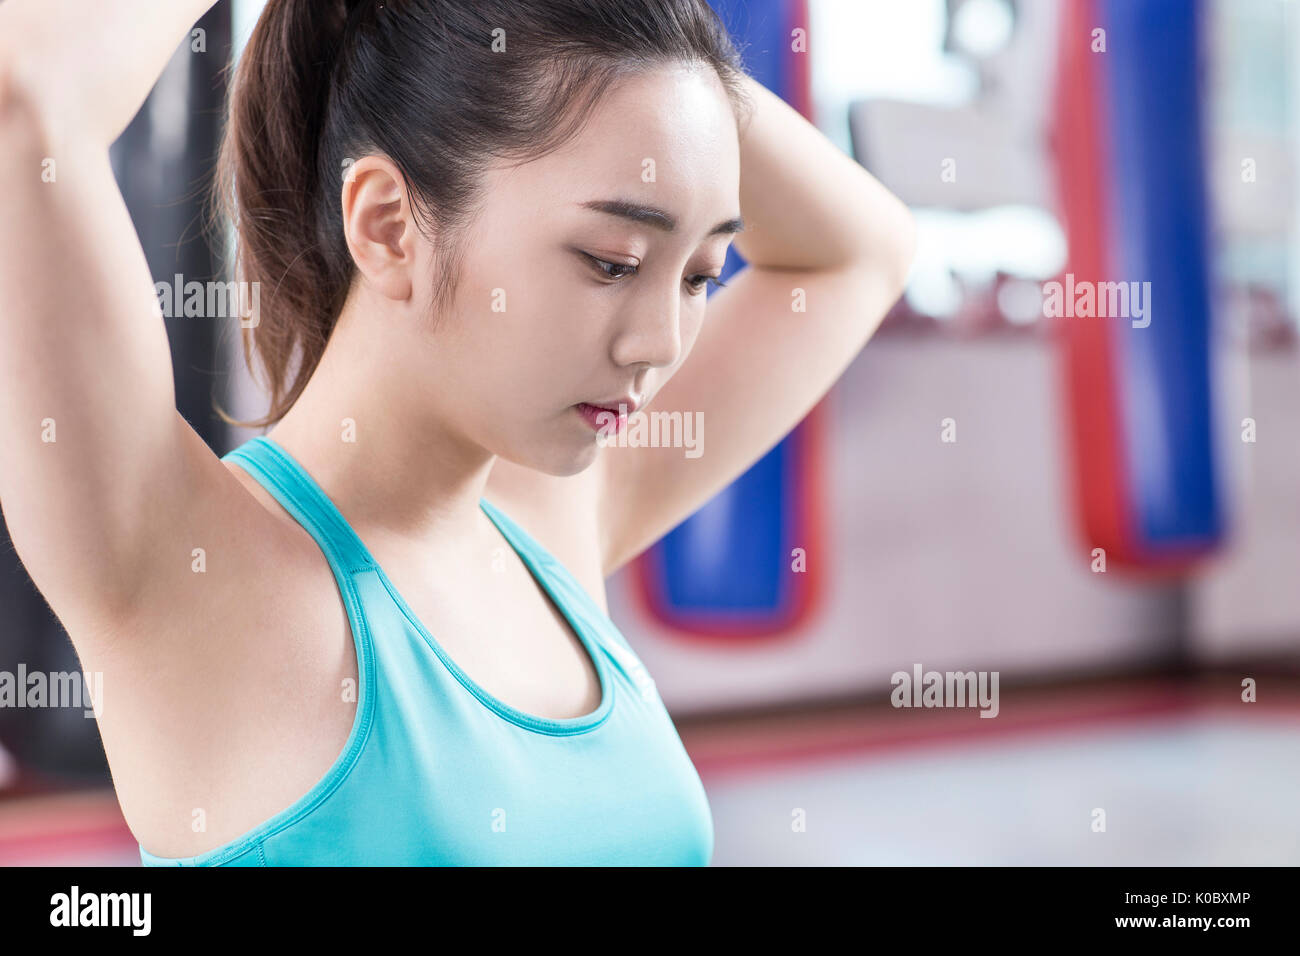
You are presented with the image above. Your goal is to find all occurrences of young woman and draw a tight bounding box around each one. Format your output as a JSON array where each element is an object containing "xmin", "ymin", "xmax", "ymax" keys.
[{"xmin": 0, "ymin": 0, "xmax": 914, "ymax": 865}]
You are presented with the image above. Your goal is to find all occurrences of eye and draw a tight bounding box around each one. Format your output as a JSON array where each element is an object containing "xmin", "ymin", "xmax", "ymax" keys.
[
  {"xmin": 686, "ymin": 274, "xmax": 727, "ymax": 295},
  {"xmin": 584, "ymin": 254, "xmax": 638, "ymax": 281}
]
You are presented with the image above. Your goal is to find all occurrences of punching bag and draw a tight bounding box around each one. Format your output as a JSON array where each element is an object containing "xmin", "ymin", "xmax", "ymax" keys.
[{"xmin": 1051, "ymin": 0, "xmax": 1226, "ymax": 575}]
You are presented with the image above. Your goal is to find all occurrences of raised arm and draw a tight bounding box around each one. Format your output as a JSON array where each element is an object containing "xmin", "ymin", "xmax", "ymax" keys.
[
  {"xmin": 598, "ymin": 73, "xmax": 917, "ymax": 575},
  {"xmin": 0, "ymin": 1, "xmax": 219, "ymax": 146},
  {"xmin": 0, "ymin": 0, "xmax": 224, "ymax": 637}
]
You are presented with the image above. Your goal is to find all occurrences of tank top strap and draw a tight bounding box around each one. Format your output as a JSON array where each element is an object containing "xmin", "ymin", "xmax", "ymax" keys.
[{"xmin": 222, "ymin": 436, "xmax": 378, "ymax": 576}]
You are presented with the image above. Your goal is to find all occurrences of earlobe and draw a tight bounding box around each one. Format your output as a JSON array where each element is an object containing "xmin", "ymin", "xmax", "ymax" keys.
[{"xmin": 340, "ymin": 156, "xmax": 416, "ymax": 301}]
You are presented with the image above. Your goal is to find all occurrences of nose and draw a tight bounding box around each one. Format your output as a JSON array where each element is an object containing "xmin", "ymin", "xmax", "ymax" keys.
[{"xmin": 610, "ymin": 281, "xmax": 682, "ymax": 371}]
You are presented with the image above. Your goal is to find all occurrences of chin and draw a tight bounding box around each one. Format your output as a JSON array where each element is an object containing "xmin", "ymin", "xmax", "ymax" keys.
[
  {"xmin": 548, "ymin": 443, "xmax": 601, "ymax": 478},
  {"xmin": 498, "ymin": 435, "xmax": 600, "ymax": 478}
]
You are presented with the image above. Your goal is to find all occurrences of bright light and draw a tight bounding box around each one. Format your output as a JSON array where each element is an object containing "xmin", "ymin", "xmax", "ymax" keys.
[{"xmin": 951, "ymin": 0, "xmax": 1016, "ymax": 59}]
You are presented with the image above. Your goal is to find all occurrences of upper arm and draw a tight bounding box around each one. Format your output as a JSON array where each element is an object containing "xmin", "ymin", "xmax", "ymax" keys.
[
  {"xmin": 0, "ymin": 65, "xmax": 225, "ymax": 638},
  {"xmin": 596, "ymin": 250, "xmax": 914, "ymax": 577}
]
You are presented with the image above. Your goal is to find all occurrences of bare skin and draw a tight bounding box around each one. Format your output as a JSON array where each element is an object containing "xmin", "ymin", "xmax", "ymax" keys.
[{"xmin": 0, "ymin": 1, "xmax": 914, "ymax": 858}]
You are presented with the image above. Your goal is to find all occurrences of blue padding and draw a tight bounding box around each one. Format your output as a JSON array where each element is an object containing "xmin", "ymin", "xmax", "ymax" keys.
[
  {"xmin": 1100, "ymin": 0, "xmax": 1223, "ymax": 550},
  {"xmin": 655, "ymin": 443, "xmax": 790, "ymax": 611},
  {"xmin": 709, "ymin": 0, "xmax": 790, "ymax": 97}
]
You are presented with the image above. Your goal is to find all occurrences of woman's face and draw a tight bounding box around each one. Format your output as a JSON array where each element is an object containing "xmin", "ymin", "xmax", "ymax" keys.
[{"xmin": 426, "ymin": 63, "xmax": 742, "ymax": 476}]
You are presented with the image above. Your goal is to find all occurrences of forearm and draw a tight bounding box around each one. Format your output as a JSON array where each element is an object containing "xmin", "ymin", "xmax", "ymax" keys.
[
  {"xmin": 732, "ymin": 73, "xmax": 915, "ymax": 278},
  {"xmin": 0, "ymin": 0, "xmax": 220, "ymax": 147}
]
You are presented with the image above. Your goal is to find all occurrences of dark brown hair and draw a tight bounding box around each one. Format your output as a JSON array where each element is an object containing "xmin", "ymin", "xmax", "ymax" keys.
[{"xmin": 212, "ymin": 0, "xmax": 752, "ymax": 429}]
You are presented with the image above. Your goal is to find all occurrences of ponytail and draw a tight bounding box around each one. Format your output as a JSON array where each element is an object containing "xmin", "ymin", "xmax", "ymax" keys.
[{"xmin": 212, "ymin": 0, "xmax": 355, "ymax": 429}]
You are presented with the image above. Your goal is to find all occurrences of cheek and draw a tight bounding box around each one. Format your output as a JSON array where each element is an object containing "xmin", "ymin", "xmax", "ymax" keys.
[{"xmin": 501, "ymin": 303, "xmax": 588, "ymax": 373}]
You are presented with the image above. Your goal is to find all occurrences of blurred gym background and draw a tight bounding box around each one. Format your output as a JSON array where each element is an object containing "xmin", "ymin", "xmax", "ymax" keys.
[{"xmin": 1, "ymin": 0, "xmax": 1297, "ymax": 866}]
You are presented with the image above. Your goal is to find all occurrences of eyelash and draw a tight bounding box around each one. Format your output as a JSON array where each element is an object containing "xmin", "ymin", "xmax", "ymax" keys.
[{"xmin": 584, "ymin": 254, "xmax": 727, "ymax": 293}]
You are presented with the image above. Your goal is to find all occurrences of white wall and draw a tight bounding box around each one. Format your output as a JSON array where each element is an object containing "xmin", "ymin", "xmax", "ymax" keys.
[{"xmin": 608, "ymin": 335, "xmax": 1300, "ymax": 716}]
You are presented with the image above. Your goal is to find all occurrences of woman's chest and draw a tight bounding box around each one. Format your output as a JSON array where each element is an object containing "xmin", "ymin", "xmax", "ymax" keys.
[
  {"xmin": 364, "ymin": 482, "xmax": 612, "ymax": 723},
  {"xmin": 387, "ymin": 551, "xmax": 607, "ymax": 722}
]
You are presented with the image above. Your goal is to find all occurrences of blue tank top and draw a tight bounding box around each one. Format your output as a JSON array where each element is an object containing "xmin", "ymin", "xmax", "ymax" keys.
[{"xmin": 138, "ymin": 436, "xmax": 713, "ymax": 866}]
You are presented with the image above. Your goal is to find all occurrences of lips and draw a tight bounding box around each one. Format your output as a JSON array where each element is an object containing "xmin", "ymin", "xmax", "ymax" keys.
[
  {"xmin": 575, "ymin": 402, "xmax": 632, "ymax": 434},
  {"xmin": 587, "ymin": 395, "xmax": 641, "ymax": 415}
]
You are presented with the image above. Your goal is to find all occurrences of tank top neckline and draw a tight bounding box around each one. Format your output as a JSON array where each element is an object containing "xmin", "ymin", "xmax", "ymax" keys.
[{"xmin": 230, "ymin": 435, "xmax": 615, "ymax": 737}]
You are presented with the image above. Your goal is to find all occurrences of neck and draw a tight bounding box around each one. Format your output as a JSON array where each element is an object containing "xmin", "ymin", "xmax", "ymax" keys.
[{"xmin": 262, "ymin": 304, "xmax": 493, "ymax": 552}]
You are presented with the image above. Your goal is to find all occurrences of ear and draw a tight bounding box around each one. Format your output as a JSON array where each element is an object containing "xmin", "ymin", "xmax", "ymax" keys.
[{"xmin": 339, "ymin": 155, "xmax": 420, "ymax": 301}]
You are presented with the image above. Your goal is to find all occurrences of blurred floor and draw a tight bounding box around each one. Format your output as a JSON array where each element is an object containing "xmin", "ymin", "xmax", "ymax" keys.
[
  {"xmin": 1, "ymin": 674, "xmax": 1296, "ymax": 866},
  {"xmin": 0, "ymin": 789, "xmax": 143, "ymax": 866},
  {"xmin": 700, "ymin": 711, "xmax": 1300, "ymax": 865},
  {"xmin": 686, "ymin": 673, "xmax": 1300, "ymax": 865}
]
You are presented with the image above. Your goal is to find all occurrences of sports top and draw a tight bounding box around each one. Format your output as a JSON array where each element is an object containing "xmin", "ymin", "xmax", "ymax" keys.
[{"xmin": 138, "ymin": 436, "xmax": 713, "ymax": 866}]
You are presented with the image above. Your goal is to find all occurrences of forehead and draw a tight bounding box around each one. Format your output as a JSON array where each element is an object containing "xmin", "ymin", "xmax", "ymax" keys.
[{"xmin": 490, "ymin": 64, "xmax": 740, "ymax": 230}]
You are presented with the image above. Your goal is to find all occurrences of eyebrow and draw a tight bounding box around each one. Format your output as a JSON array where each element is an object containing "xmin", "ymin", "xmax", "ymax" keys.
[{"xmin": 579, "ymin": 199, "xmax": 745, "ymax": 238}]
